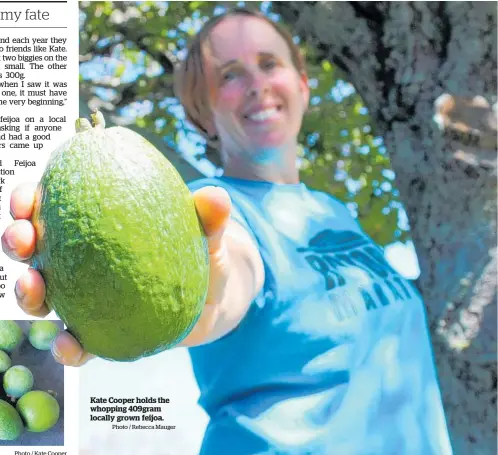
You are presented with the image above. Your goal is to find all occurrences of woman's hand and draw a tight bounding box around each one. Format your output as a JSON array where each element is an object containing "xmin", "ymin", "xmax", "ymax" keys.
[{"xmin": 1, "ymin": 183, "xmax": 235, "ymax": 364}]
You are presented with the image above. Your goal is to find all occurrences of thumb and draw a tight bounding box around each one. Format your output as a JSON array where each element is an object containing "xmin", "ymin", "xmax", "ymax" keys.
[{"xmin": 192, "ymin": 186, "xmax": 232, "ymax": 254}]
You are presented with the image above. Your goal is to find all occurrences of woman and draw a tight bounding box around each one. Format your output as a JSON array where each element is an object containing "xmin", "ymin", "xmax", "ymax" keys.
[{"xmin": 2, "ymin": 8, "xmax": 452, "ymax": 455}]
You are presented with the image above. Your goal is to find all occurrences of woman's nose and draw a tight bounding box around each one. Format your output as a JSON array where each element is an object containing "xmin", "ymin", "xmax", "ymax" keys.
[{"xmin": 245, "ymin": 73, "xmax": 269, "ymax": 97}]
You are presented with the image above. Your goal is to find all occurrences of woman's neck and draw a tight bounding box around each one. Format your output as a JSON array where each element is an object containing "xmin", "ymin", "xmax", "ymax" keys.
[
  {"xmin": 221, "ymin": 144, "xmax": 301, "ymax": 184},
  {"xmin": 222, "ymin": 161, "xmax": 300, "ymax": 184}
]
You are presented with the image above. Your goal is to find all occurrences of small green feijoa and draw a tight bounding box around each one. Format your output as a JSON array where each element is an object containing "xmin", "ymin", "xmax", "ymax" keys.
[
  {"xmin": 0, "ymin": 351, "xmax": 11, "ymax": 373},
  {"xmin": 0, "ymin": 399, "xmax": 23, "ymax": 440},
  {"xmin": 3, "ymin": 365, "xmax": 34, "ymax": 399},
  {"xmin": 17, "ymin": 391, "xmax": 60, "ymax": 433},
  {"xmin": 0, "ymin": 321, "xmax": 23, "ymax": 353},
  {"xmin": 28, "ymin": 321, "xmax": 60, "ymax": 351}
]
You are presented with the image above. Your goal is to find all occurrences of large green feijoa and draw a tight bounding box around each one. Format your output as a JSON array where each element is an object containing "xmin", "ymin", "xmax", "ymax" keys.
[
  {"xmin": 16, "ymin": 391, "xmax": 59, "ymax": 433},
  {"xmin": 31, "ymin": 112, "xmax": 208, "ymax": 361},
  {"xmin": 0, "ymin": 321, "xmax": 23, "ymax": 353},
  {"xmin": 0, "ymin": 400, "xmax": 23, "ymax": 440}
]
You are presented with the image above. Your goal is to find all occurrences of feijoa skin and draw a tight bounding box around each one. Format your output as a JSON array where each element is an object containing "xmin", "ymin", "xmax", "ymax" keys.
[
  {"xmin": 0, "ymin": 400, "xmax": 23, "ymax": 440},
  {"xmin": 0, "ymin": 321, "xmax": 23, "ymax": 353},
  {"xmin": 31, "ymin": 112, "xmax": 208, "ymax": 361},
  {"xmin": 16, "ymin": 390, "xmax": 59, "ymax": 433}
]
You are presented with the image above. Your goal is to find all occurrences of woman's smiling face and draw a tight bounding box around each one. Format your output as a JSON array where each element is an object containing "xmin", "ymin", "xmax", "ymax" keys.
[{"xmin": 204, "ymin": 15, "xmax": 309, "ymax": 164}]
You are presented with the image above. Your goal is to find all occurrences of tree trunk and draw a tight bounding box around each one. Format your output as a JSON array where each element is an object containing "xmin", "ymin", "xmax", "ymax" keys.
[{"xmin": 274, "ymin": 2, "xmax": 497, "ymax": 453}]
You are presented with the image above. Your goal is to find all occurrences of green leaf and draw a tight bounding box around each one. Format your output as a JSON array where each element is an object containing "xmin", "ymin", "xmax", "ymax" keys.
[{"xmin": 322, "ymin": 60, "xmax": 332, "ymax": 72}]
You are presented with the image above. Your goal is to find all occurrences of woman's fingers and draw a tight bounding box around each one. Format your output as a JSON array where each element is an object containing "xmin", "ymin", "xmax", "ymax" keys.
[
  {"xmin": 192, "ymin": 186, "xmax": 233, "ymax": 308},
  {"xmin": 2, "ymin": 182, "xmax": 38, "ymax": 262},
  {"xmin": 14, "ymin": 268, "xmax": 48, "ymax": 316},
  {"xmin": 192, "ymin": 186, "xmax": 232, "ymax": 254},
  {"xmin": 10, "ymin": 182, "xmax": 37, "ymax": 220},
  {"xmin": 52, "ymin": 331, "xmax": 95, "ymax": 367},
  {"xmin": 2, "ymin": 220, "xmax": 37, "ymax": 262}
]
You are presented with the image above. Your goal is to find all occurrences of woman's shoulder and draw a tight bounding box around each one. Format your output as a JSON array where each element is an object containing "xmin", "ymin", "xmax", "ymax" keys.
[{"xmin": 305, "ymin": 186, "xmax": 351, "ymax": 213}]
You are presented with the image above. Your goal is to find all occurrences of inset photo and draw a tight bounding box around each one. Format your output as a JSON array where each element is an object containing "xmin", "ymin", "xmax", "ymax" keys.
[{"xmin": 0, "ymin": 320, "xmax": 64, "ymax": 446}]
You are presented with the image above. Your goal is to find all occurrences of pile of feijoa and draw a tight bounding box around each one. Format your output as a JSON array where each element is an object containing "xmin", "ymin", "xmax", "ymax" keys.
[{"xmin": 0, "ymin": 320, "xmax": 61, "ymax": 441}]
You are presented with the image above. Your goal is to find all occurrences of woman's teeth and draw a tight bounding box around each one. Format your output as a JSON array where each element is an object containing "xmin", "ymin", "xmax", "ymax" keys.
[{"xmin": 248, "ymin": 108, "xmax": 278, "ymax": 122}]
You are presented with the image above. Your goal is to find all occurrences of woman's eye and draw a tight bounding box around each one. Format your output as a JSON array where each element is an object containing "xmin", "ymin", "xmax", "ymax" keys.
[
  {"xmin": 261, "ymin": 59, "xmax": 277, "ymax": 70},
  {"xmin": 221, "ymin": 70, "xmax": 237, "ymax": 83}
]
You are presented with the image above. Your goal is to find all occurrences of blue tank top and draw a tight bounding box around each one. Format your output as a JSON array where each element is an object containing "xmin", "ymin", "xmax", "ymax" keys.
[{"xmin": 187, "ymin": 177, "xmax": 452, "ymax": 455}]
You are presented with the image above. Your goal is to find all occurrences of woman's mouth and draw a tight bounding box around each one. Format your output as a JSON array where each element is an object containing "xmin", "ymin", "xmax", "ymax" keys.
[{"xmin": 244, "ymin": 106, "xmax": 282, "ymax": 122}]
